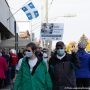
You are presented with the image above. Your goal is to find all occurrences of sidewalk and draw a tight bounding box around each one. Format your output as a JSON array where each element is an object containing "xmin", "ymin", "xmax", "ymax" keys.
[
  {"xmin": 0, "ymin": 84, "xmax": 13, "ymax": 90},
  {"xmin": 0, "ymin": 86, "xmax": 11, "ymax": 90}
]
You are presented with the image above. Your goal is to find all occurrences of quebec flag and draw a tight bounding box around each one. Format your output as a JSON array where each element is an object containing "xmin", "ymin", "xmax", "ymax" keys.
[{"xmin": 22, "ymin": 1, "xmax": 39, "ymax": 20}]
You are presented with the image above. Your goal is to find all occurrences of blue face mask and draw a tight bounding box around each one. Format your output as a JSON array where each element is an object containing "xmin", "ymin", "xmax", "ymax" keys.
[
  {"xmin": 57, "ymin": 49, "xmax": 65, "ymax": 56},
  {"xmin": 25, "ymin": 51, "xmax": 33, "ymax": 58}
]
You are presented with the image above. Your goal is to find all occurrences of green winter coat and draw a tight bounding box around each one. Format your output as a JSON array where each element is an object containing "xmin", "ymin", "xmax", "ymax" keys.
[{"xmin": 14, "ymin": 58, "xmax": 52, "ymax": 90}]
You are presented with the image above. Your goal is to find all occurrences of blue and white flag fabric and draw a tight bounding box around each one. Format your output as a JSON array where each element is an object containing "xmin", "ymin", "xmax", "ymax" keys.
[{"xmin": 22, "ymin": 1, "xmax": 39, "ymax": 20}]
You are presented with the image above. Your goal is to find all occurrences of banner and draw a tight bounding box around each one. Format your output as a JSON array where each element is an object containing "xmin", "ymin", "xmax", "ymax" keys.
[{"xmin": 41, "ymin": 23, "xmax": 64, "ymax": 40}]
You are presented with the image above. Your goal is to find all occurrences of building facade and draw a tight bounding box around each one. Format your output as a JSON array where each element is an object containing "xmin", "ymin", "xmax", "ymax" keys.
[{"xmin": 0, "ymin": 0, "xmax": 15, "ymax": 43}]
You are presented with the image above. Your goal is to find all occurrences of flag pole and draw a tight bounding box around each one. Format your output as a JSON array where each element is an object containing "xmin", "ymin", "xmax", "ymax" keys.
[{"xmin": 7, "ymin": 0, "xmax": 31, "ymax": 21}]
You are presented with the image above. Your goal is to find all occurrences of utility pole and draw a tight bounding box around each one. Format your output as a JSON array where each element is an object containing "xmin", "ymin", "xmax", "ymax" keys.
[
  {"xmin": 45, "ymin": 0, "xmax": 48, "ymax": 48},
  {"xmin": 45, "ymin": 0, "xmax": 52, "ymax": 58},
  {"xmin": 14, "ymin": 21, "xmax": 18, "ymax": 54}
]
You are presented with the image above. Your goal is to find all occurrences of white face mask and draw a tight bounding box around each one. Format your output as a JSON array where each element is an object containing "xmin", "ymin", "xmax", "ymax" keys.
[
  {"xmin": 57, "ymin": 49, "xmax": 65, "ymax": 56},
  {"xmin": 43, "ymin": 57, "xmax": 48, "ymax": 62},
  {"xmin": 43, "ymin": 53, "xmax": 48, "ymax": 58},
  {"xmin": 43, "ymin": 53, "xmax": 48, "ymax": 62},
  {"xmin": 25, "ymin": 51, "xmax": 33, "ymax": 58}
]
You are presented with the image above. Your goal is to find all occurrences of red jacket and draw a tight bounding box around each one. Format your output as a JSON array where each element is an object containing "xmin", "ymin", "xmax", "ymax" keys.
[
  {"xmin": 0, "ymin": 56, "xmax": 8, "ymax": 79},
  {"xmin": 10, "ymin": 53, "xmax": 18, "ymax": 66}
]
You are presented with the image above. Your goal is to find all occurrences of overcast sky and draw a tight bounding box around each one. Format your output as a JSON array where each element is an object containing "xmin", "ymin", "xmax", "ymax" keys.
[{"xmin": 7, "ymin": 0, "xmax": 90, "ymax": 48}]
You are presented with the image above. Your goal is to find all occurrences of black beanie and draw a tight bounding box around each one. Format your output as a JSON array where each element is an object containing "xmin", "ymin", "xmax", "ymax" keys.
[{"xmin": 56, "ymin": 41, "xmax": 65, "ymax": 49}]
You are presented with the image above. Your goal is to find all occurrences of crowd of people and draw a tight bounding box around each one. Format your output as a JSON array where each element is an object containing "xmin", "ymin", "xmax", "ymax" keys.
[
  {"xmin": 0, "ymin": 41, "xmax": 90, "ymax": 90},
  {"xmin": 0, "ymin": 48, "xmax": 18, "ymax": 89}
]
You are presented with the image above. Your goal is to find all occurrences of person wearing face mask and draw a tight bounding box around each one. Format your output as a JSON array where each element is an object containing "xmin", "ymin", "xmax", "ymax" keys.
[
  {"xmin": 43, "ymin": 52, "xmax": 49, "ymax": 70},
  {"xmin": 14, "ymin": 42, "xmax": 52, "ymax": 90},
  {"xmin": 75, "ymin": 42, "xmax": 90, "ymax": 90},
  {"xmin": 49, "ymin": 41, "xmax": 80, "ymax": 90},
  {"xmin": 35, "ymin": 46, "xmax": 43, "ymax": 60}
]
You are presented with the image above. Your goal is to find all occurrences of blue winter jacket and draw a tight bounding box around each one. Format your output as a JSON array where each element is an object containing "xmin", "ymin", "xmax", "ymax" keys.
[{"xmin": 75, "ymin": 49, "xmax": 90, "ymax": 78}]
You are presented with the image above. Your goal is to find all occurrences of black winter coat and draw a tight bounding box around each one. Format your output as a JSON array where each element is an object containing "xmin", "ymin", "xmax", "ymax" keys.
[{"xmin": 49, "ymin": 52, "xmax": 80, "ymax": 90}]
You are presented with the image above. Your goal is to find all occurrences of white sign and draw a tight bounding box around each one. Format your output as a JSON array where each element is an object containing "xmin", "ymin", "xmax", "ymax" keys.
[{"xmin": 41, "ymin": 23, "xmax": 64, "ymax": 40}]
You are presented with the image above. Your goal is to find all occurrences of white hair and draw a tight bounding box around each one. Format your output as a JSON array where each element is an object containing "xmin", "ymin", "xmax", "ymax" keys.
[{"xmin": 10, "ymin": 49, "xmax": 16, "ymax": 54}]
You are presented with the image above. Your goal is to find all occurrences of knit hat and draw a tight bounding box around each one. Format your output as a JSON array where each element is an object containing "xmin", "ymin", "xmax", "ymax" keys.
[
  {"xmin": 56, "ymin": 41, "xmax": 65, "ymax": 49},
  {"xmin": 78, "ymin": 42, "xmax": 86, "ymax": 49}
]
